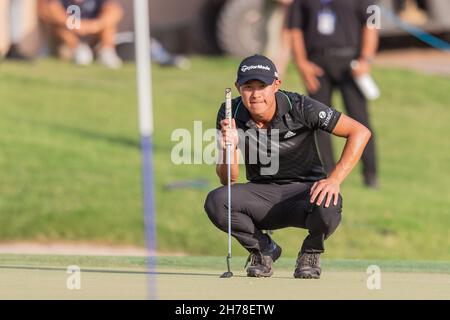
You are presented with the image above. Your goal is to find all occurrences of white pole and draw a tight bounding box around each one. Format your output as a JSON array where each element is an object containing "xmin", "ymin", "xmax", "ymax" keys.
[
  {"xmin": 134, "ymin": 0, "xmax": 153, "ymax": 137},
  {"xmin": 133, "ymin": 0, "xmax": 156, "ymax": 299}
]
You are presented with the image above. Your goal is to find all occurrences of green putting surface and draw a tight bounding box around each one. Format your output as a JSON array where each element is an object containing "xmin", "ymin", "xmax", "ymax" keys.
[{"xmin": 1, "ymin": 255, "xmax": 449, "ymax": 299}]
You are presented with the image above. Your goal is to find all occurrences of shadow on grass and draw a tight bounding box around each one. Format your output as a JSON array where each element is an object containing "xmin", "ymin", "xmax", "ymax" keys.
[
  {"xmin": 44, "ymin": 122, "xmax": 139, "ymax": 149},
  {"xmin": 6, "ymin": 114, "xmax": 140, "ymax": 149},
  {"xmin": 0, "ymin": 265, "xmax": 249, "ymax": 278},
  {"xmin": 8, "ymin": 115, "xmax": 168, "ymax": 151}
]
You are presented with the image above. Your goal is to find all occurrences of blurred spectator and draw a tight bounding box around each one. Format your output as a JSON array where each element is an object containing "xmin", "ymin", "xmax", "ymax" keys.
[
  {"xmin": 38, "ymin": 0, "xmax": 124, "ymax": 69},
  {"xmin": 0, "ymin": 0, "xmax": 36, "ymax": 60},
  {"xmin": 394, "ymin": 0, "xmax": 428, "ymax": 26},
  {"xmin": 114, "ymin": 31, "xmax": 191, "ymax": 70},
  {"xmin": 263, "ymin": 0, "xmax": 293, "ymax": 77},
  {"xmin": 150, "ymin": 37, "xmax": 191, "ymax": 70},
  {"xmin": 288, "ymin": 0, "xmax": 379, "ymax": 188}
]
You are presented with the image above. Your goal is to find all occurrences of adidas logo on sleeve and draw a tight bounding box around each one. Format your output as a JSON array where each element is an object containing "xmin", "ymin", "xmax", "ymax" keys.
[{"xmin": 283, "ymin": 131, "xmax": 297, "ymax": 139}]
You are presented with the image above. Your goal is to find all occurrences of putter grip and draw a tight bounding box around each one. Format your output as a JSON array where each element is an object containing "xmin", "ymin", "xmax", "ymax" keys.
[{"xmin": 225, "ymin": 88, "xmax": 232, "ymax": 129}]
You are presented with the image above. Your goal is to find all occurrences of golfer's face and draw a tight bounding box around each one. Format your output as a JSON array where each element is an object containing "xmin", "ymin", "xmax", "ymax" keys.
[{"xmin": 238, "ymin": 80, "xmax": 279, "ymax": 116}]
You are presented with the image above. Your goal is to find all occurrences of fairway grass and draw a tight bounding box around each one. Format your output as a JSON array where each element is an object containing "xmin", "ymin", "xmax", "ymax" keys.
[{"xmin": 0, "ymin": 255, "xmax": 449, "ymax": 300}]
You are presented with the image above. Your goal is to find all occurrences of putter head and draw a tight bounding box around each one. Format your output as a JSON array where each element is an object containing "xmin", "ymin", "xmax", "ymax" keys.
[{"xmin": 220, "ymin": 271, "xmax": 233, "ymax": 278}]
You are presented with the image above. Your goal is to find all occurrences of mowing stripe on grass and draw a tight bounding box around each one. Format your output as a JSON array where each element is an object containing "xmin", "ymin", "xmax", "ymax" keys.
[{"xmin": 1, "ymin": 254, "xmax": 449, "ymax": 274}]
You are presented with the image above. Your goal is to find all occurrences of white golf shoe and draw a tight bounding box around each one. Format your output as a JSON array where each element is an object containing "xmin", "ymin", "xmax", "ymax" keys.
[
  {"xmin": 74, "ymin": 43, "xmax": 94, "ymax": 66},
  {"xmin": 97, "ymin": 47, "xmax": 123, "ymax": 69}
]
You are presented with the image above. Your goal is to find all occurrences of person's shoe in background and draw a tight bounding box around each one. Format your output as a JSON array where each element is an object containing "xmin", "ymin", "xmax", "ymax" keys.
[
  {"xmin": 171, "ymin": 55, "xmax": 191, "ymax": 70},
  {"xmin": 97, "ymin": 47, "xmax": 123, "ymax": 69},
  {"xmin": 74, "ymin": 43, "xmax": 94, "ymax": 66},
  {"xmin": 364, "ymin": 173, "xmax": 379, "ymax": 189},
  {"xmin": 151, "ymin": 38, "xmax": 191, "ymax": 70}
]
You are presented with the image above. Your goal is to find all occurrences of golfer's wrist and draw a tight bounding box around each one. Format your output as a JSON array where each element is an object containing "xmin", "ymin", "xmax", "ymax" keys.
[
  {"xmin": 328, "ymin": 170, "xmax": 345, "ymax": 185},
  {"xmin": 220, "ymin": 154, "xmax": 238, "ymax": 166}
]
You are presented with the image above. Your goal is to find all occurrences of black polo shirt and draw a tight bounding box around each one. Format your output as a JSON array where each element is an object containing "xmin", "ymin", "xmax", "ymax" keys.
[
  {"xmin": 287, "ymin": 0, "xmax": 375, "ymax": 53},
  {"xmin": 216, "ymin": 90, "xmax": 342, "ymax": 183}
]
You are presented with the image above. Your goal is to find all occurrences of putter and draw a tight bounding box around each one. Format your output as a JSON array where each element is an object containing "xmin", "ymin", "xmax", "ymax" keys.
[{"xmin": 220, "ymin": 88, "xmax": 233, "ymax": 279}]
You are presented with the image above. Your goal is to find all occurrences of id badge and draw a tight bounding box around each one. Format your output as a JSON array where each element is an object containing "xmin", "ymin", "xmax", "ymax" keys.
[{"xmin": 317, "ymin": 9, "xmax": 336, "ymax": 35}]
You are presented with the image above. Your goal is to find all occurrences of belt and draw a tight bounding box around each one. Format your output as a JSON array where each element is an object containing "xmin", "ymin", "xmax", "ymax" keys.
[{"xmin": 309, "ymin": 47, "xmax": 358, "ymax": 58}]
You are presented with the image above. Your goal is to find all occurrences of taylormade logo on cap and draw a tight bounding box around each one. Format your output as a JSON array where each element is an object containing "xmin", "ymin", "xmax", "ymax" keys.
[
  {"xmin": 241, "ymin": 65, "xmax": 271, "ymax": 73},
  {"xmin": 237, "ymin": 54, "xmax": 279, "ymax": 85}
]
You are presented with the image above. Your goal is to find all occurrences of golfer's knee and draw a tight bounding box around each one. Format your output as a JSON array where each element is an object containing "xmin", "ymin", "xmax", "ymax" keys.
[
  {"xmin": 204, "ymin": 187, "xmax": 228, "ymax": 231},
  {"xmin": 314, "ymin": 194, "xmax": 343, "ymax": 236}
]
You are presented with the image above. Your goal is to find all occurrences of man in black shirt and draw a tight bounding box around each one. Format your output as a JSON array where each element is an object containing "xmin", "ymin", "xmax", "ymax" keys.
[
  {"xmin": 288, "ymin": 0, "xmax": 379, "ymax": 188},
  {"xmin": 204, "ymin": 55, "xmax": 371, "ymax": 279}
]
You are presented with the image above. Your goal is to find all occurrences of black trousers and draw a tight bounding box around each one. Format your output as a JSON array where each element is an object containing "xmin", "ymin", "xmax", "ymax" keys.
[
  {"xmin": 309, "ymin": 53, "xmax": 377, "ymax": 181},
  {"xmin": 204, "ymin": 181, "xmax": 342, "ymax": 254}
]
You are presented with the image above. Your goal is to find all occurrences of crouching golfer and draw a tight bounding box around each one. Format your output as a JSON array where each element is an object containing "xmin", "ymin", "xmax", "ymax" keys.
[{"xmin": 204, "ymin": 54, "xmax": 371, "ymax": 279}]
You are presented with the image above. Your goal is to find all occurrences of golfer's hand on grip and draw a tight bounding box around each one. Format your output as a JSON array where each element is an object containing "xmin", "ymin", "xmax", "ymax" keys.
[
  {"xmin": 220, "ymin": 119, "xmax": 238, "ymax": 150},
  {"xmin": 217, "ymin": 118, "xmax": 239, "ymax": 185}
]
